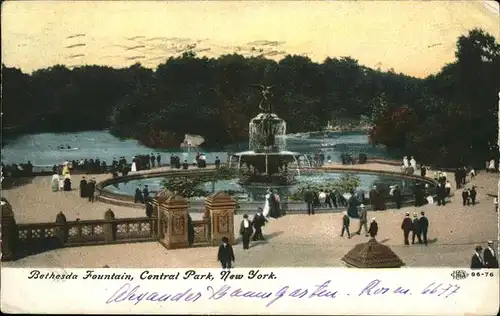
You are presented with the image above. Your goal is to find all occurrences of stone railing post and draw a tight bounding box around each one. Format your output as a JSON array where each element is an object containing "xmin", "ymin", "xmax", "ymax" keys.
[
  {"xmin": 151, "ymin": 202, "xmax": 159, "ymax": 237},
  {"xmin": 55, "ymin": 211, "xmax": 68, "ymax": 244},
  {"xmin": 205, "ymin": 191, "xmax": 236, "ymax": 246},
  {"xmin": 1, "ymin": 199, "xmax": 18, "ymax": 261},
  {"xmin": 104, "ymin": 209, "xmax": 116, "ymax": 242},
  {"xmin": 156, "ymin": 189, "xmax": 189, "ymax": 249}
]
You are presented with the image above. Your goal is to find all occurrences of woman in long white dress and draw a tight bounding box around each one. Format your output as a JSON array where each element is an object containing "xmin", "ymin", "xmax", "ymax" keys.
[
  {"xmin": 262, "ymin": 190, "xmax": 271, "ymax": 218},
  {"xmin": 131, "ymin": 161, "xmax": 137, "ymax": 173},
  {"xmin": 51, "ymin": 174, "xmax": 59, "ymax": 192},
  {"xmin": 58, "ymin": 176, "xmax": 65, "ymax": 191}
]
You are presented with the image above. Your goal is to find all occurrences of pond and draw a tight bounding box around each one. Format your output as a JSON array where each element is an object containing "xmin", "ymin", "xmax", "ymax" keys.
[
  {"xmin": 102, "ymin": 170, "xmax": 430, "ymax": 201},
  {"xmin": 2, "ymin": 130, "xmax": 390, "ymax": 171}
]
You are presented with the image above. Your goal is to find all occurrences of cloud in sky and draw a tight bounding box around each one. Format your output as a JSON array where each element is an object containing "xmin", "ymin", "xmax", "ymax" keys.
[{"xmin": 2, "ymin": 1, "xmax": 498, "ymax": 77}]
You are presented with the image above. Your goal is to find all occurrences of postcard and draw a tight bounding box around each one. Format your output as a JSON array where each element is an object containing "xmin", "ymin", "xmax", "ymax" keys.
[{"xmin": 1, "ymin": 0, "xmax": 499, "ymax": 314}]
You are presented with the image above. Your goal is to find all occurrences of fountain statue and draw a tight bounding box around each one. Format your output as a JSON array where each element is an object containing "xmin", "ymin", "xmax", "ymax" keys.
[{"xmin": 229, "ymin": 85, "xmax": 311, "ymax": 185}]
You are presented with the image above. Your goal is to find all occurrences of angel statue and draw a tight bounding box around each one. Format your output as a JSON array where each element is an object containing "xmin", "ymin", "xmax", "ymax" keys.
[{"xmin": 251, "ymin": 84, "xmax": 274, "ymax": 113}]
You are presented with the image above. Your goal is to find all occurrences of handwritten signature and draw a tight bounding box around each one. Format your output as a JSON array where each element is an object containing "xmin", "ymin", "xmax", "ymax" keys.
[{"xmin": 105, "ymin": 279, "xmax": 461, "ymax": 307}]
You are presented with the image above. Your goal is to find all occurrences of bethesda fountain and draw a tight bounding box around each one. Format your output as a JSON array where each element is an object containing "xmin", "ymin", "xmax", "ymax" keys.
[{"xmin": 228, "ymin": 85, "xmax": 311, "ymax": 185}]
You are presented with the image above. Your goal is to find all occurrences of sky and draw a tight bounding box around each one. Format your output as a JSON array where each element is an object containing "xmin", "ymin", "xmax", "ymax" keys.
[{"xmin": 2, "ymin": 1, "xmax": 499, "ymax": 78}]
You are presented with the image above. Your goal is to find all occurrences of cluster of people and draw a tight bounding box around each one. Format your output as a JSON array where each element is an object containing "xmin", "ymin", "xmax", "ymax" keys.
[
  {"xmin": 2, "ymin": 161, "xmax": 34, "ymax": 179},
  {"xmin": 131, "ymin": 154, "xmax": 162, "ymax": 171},
  {"xmin": 134, "ymin": 185, "xmax": 151, "ymax": 204},
  {"xmin": 341, "ymin": 205, "xmax": 378, "ymax": 239},
  {"xmin": 79, "ymin": 176, "xmax": 97, "ymax": 202},
  {"xmin": 262, "ymin": 188, "xmax": 282, "ymax": 218},
  {"xmin": 64, "ymin": 158, "xmax": 107, "ymax": 174},
  {"xmin": 50, "ymin": 161, "xmax": 72, "ymax": 192},
  {"xmin": 401, "ymin": 156, "xmax": 417, "ymax": 175},
  {"xmin": 401, "ymin": 212, "xmax": 430, "ymax": 245},
  {"xmin": 461, "ymin": 187, "xmax": 478, "ymax": 206},
  {"xmin": 239, "ymin": 209, "xmax": 269, "ymax": 250},
  {"xmin": 485, "ymin": 159, "xmax": 497, "ymax": 173},
  {"xmin": 471, "ymin": 241, "xmax": 498, "ymax": 268},
  {"xmin": 454, "ymin": 166, "xmax": 473, "ymax": 189},
  {"xmin": 303, "ymin": 188, "xmax": 348, "ymax": 215}
]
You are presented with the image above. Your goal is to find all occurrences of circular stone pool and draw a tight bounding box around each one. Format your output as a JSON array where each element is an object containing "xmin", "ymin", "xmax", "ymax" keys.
[{"xmin": 102, "ymin": 171, "xmax": 434, "ymax": 201}]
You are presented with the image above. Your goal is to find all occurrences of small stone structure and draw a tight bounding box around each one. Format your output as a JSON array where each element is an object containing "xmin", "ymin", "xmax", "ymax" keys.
[
  {"xmin": 1, "ymin": 198, "xmax": 17, "ymax": 261},
  {"xmin": 342, "ymin": 238, "xmax": 405, "ymax": 268},
  {"xmin": 155, "ymin": 189, "xmax": 190, "ymax": 249},
  {"xmin": 204, "ymin": 191, "xmax": 236, "ymax": 246}
]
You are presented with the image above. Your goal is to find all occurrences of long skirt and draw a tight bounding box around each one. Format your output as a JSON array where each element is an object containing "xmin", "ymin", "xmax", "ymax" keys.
[{"xmin": 52, "ymin": 180, "xmax": 59, "ymax": 192}]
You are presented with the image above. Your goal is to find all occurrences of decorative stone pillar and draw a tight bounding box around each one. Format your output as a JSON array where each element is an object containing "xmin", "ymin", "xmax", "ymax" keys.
[
  {"xmin": 156, "ymin": 190, "xmax": 189, "ymax": 249},
  {"xmin": 205, "ymin": 191, "xmax": 236, "ymax": 246},
  {"xmin": 104, "ymin": 209, "xmax": 116, "ymax": 242},
  {"xmin": 55, "ymin": 211, "xmax": 68, "ymax": 244},
  {"xmin": 1, "ymin": 198, "xmax": 17, "ymax": 261}
]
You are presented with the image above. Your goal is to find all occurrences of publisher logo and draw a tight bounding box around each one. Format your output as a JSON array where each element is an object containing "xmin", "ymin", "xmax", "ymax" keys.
[{"xmin": 451, "ymin": 270, "xmax": 469, "ymax": 280}]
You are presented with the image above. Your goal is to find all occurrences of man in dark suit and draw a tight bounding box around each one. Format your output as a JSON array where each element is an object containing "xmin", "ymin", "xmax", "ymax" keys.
[
  {"xmin": 239, "ymin": 214, "xmax": 253, "ymax": 250},
  {"xmin": 483, "ymin": 241, "xmax": 499, "ymax": 268},
  {"xmin": 368, "ymin": 217, "xmax": 378, "ymax": 238},
  {"xmin": 217, "ymin": 237, "xmax": 235, "ymax": 269},
  {"xmin": 341, "ymin": 211, "xmax": 351, "ymax": 239},
  {"xmin": 79, "ymin": 176, "xmax": 88, "ymax": 198},
  {"xmin": 469, "ymin": 187, "xmax": 477, "ymax": 206},
  {"xmin": 470, "ymin": 246, "xmax": 484, "ymax": 269},
  {"xmin": 462, "ymin": 188, "xmax": 469, "ymax": 206},
  {"xmin": 393, "ymin": 185, "xmax": 402, "ymax": 209},
  {"xmin": 411, "ymin": 213, "xmax": 422, "ymax": 244},
  {"xmin": 418, "ymin": 211, "xmax": 429, "ymax": 246},
  {"xmin": 401, "ymin": 213, "xmax": 413, "ymax": 245},
  {"xmin": 304, "ymin": 188, "xmax": 314, "ymax": 215}
]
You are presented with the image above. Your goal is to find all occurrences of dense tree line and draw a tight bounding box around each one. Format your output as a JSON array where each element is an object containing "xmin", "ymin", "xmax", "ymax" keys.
[
  {"xmin": 2, "ymin": 29, "xmax": 498, "ymax": 167},
  {"xmin": 370, "ymin": 29, "xmax": 499, "ymax": 167}
]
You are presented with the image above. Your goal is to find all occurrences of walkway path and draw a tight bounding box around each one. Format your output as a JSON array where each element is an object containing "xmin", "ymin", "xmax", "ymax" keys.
[{"xmin": 2, "ymin": 163, "xmax": 497, "ymax": 267}]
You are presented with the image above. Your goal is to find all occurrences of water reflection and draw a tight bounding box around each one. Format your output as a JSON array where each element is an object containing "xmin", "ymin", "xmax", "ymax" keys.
[{"xmin": 103, "ymin": 171, "xmax": 427, "ymax": 201}]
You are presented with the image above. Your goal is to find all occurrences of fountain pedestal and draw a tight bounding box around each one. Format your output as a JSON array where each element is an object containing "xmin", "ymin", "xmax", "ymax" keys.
[
  {"xmin": 155, "ymin": 190, "xmax": 189, "ymax": 249},
  {"xmin": 204, "ymin": 192, "xmax": 236, "ymax": 246}
]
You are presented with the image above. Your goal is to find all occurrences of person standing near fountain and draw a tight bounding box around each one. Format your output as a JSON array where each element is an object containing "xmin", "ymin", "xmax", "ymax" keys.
[
  {"xmin": 303, "ymin": 187, "xmax": 315, "ymax": 215},
  {"xmin": 239, "ymin": 214, "xmax": 253, "ymax": 250},
  {"xmin": 252, "ymin": 208, "xmax": 268, "ymax": 241},
  {"xmin": 79, "ymin": 176, "xmax": 88, "ymax": 198}
]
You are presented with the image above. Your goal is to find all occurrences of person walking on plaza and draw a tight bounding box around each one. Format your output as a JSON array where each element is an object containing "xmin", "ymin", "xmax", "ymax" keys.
[
  {"xmin": 239, "ymin": 214, "xmax": 253, "ymax": 250},
  {"xmin": 134, "ymin": 186, "xmax": 144, "ymax": 203},
  {"xmin": 494, "ymin": 197, "xmax": 498, "ymax": 213},
  {"xmin": 418, "ymin": 211, "xmax": 429, "ymax": 246},
  {"xmin": 150, "ymin": 153, "xmax": 156, "ymax": 168},
  {"xmin": 142, "ymin": 185, "xmax": 150, "ymax": 201},
  {"xmin": 462, "ymin": 188, "xmax": 469, "ymax": 206},
  {"xmin": 252, "ymin": 208, "xmax": 268, "ymax": 241},
  {"xmin": 401, "ymin": 212, "xmax": 413, "ymax": 245},
  {"xmin": 356, "ymin": 204, "xmax": 369, "ymax": 236},
  {"xmin": 215, "ymin": 156, "xmax": 221, "ymax": 169},
  {"xmin": 341, "ymin": 211, "xmax": 351, "ymax": 239},
  {"xmin": 217, "ymin": 237, "xmax": 235, "ymax": 269},
  {"xmin": 87, "ymin": 178, "xmax": 96, "ymax": 202},
  {"xmin": 368, "ymin": 217, "xmax": 378, "ymax": 238},
  {"xmin": 145, "ymin": 201, "xmax": 153, "ymax": 218},
  {"xmin": 470, "ymin": 245, "xmax": 484, "ymax": 269},
  {"xmin": 420, "ymin": 165, "xmax": 426, "ymax": 177},
  {"xmin": 411, "ymin": 213, "xmax": 422, "ymax": 244},
  {"xmin": 304, "ymin": 187, "xmax": 315, "ymax": 215},
  {"xmin": 392, "ymin": 184, "xmax": 402, "ymax": 209},
  {"xmin": 79, "ymin": 176, "xmax": 88, "ymax": 198},
  {"xmin": 156, "ymin": 153, "xmax": 161, "ymax": 167},
  {"xmin": 469, "ymin": 186, "xmax": 477, "ymax": 205},
  {"xmin": 483, "ymin": 241, "xmax": 499, "ymax": 268}
]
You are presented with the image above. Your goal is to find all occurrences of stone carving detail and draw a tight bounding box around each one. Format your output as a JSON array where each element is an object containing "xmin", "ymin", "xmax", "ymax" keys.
[
  {"xmin": 217, "ymin": 213, "xmax": 229, "ymax": 233},
  {"xmin": 173, "ymin": 215, "xmax": 185, "ymax": 235}
]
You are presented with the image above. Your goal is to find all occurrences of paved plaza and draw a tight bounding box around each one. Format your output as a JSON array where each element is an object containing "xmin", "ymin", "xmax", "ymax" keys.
[{"xmin": 2, "ymin": 163, "xmax": 498, "ymax": 268}]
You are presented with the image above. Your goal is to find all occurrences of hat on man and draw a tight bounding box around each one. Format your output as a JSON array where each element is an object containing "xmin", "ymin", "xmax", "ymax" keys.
[
  {"xmin": 371, "ymin": 217, "xmax": 376, "ymax": 222},
  {"xmin": 488, "ymin": 240, "xmax": 494, "ymax": 245},
  {"xmin": 360, "ymin": 204, "xmax": 365, "ymax": 208},
  {"xmin": 405, "ymin": 212, "xmax": 410, "ymax": 216},
  {"xmin": 243, "ymin": 214, "xmax": 248, "ymax": 219},
  {"xmin": 475, "ymin": 245, "xmax": 483, "ymax": 252},
  {"xmin": 413, "ymin": 213, "xmax": 417, "ymax": 217}
]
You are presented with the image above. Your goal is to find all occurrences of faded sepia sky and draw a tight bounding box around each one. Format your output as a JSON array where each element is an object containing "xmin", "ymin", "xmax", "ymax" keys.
[{"xmin": 2, "ymin": 1, "xmax": 499, "ymax": 78}]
